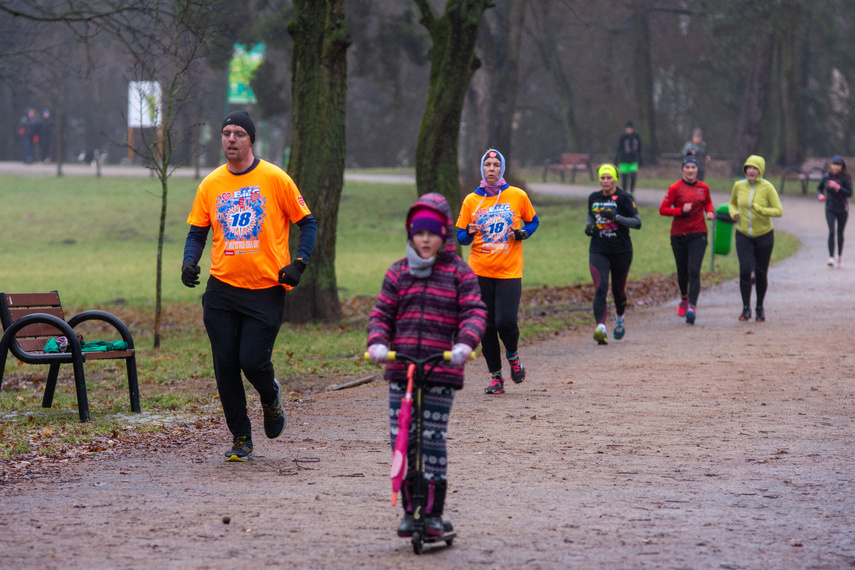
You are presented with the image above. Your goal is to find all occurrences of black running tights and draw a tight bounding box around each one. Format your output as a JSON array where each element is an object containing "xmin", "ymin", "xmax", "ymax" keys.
[
  {"xmin": 477, "ymin": 276, "xmax": 521, "ymax": 374},
  {"xmin": 735, "ymin": 230, "xmax": 774, "ymax": 308},
  {"xmin": 826, "ymin": 208, "xmax": 848, "ymax": 257},
  {"xmin": 589, "ymin": 250, "xmax": 633, "ymax": 325},
  {"xmin": 671, "ymin": 232, "xmax": 708, "ymax": 307}
]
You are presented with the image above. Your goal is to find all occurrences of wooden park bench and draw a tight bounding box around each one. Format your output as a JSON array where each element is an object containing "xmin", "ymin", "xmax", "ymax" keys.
[
  {"xmin": 779, "ymin": 158, "xmax": 828, "ymax": 195},
  {"xmin": 0, "ymin": 291, "xmax": 140, "ymax": 422},
  {"xmin": 542, "ymin": 153, "xmax": 594, "ymax": 183}
]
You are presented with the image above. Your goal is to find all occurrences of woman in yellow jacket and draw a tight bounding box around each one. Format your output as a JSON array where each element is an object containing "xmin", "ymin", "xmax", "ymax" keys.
[{"xmin": 728, "ymin": 155, "xmax": 783, "ymax": 322}]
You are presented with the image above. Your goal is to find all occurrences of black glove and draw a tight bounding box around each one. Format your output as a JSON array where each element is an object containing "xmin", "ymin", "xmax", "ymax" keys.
[
  {"xmin": 600, "ymin": 208, "xmax": 616, "ymax": 220},
  {"xmin": 278, "ymin": 258, "xmax": 308, "ymax": 286},
  {"xmin": 585, "ymin": 224, "xmax": 594, "ymax": 237},
  {"xmin": 181, "ymin": 263, "xmax": 200, "ymax": 288},
  {"xmin": 512, "ymin": 228, "xmax": 528, "ymax": 241}
]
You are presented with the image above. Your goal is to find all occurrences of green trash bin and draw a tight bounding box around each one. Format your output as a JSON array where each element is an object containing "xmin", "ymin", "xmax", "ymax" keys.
[{"xmin": 713, "ymin": 203, "xmax": 735, "ymax": 255}]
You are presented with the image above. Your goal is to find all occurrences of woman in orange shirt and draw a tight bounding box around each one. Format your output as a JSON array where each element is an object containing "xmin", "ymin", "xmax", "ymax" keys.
[{"xmin": 456, "ymin": 149, "xmax": 539, "ymax": 394}]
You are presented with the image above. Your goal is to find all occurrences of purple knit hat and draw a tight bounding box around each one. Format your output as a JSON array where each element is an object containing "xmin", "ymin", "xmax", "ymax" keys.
[{"xmin": 407, "ymin": 207, "xmax": 446, "ymax": 239}]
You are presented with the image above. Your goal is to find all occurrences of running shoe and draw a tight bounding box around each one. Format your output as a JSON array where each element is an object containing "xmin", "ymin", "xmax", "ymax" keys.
[
  {"xmin": 677, "ymin": 299, "xmax": 689, "ymax": 317},
  {"xmin": 828, "ymin": 257, "xmax": 836, "ymax": 267},
  {"xmin": 837, "ymin": 256, "xmax": 843, "ymax": 268},
  {"xmin": 739, "ymin": 307, "xmax": 751, "ymax": 321},
  {"xmin": 484, "ymin": 374, "xmax": 505, "ymax": 394},
  {"xmin": 613, "ymin": 320, "xmax": 625, "ymax": 340},
  {"xmin": 261, "ymin": 378, "xmax": 286, "ymax": 439},
  {"xmin": 507, "ymin": 352, "xmax": 526, "ymax": 384},
  {"xmin": 225, "ymin": 435, "xmax": 254, "ymax": 462},
  {"xmin": 686, "ymin": 307, "xmax": 696, "ymax": 325},
  {"xmin": 593, "ymin": 325, "xmax": 608, "ymax": 345},
  {"xmin": 755, "ymin": 306, "xmax": 765, "ymax": 322}
]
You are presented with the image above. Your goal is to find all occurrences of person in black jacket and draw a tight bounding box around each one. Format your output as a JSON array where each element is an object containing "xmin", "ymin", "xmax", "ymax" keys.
[
  {"xmin": 817, "ymin": 156, "xmax": 852, "ymax": 267},
  {"xmin": 585, "ymin": 163, "xmax": 642, "ymax": 344},
  {"xmin": 615, "ymin": 121, "xmax": 643, "ymax": 195}
]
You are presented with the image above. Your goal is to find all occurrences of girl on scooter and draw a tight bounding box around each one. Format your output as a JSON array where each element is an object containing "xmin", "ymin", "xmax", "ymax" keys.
[{"xmin": 367, "ymin": 193, "xmax": 487, "ymax": 539}]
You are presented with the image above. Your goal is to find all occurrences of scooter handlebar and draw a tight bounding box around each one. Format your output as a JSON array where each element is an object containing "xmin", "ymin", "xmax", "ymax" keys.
[
  {"xmin": 364, "ymin": 350, "xmax": 398, "ymax": 360},
  {"xmin": 363, "ymin": 350, "xmax": 477, "ymax": 362}
]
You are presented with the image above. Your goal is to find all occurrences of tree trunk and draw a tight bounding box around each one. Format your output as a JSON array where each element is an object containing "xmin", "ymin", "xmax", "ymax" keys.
[
  {"xmin": 732, "ymin": 32, "xmax": 774, "ymax": 176},
  {"xmin": 462, "ymin": 0, "xmax": 525, "ymax": 188},
  {"xmin": 528, "ymin": 1, "xmax": 582, "ymax": 155},
  {"xmin": 154, "ymin": 176, "xmax": 167, "ymax": 348},
  {"xmin": 631, "ymin": 0, "xmax": 658, "ymax": 165},
  {"xmin": 414, "ymin": 0, "xmax": 491, "ymax": 216},
  {"xmin": 286, "ymin": 0, "xmax": 350, "ymax": 324},
  {"xmin": 776, "ymin": 9, "xmax": 808, "ymax": 168},
  {"xmin": 479, "ymin": 0, "xmax": 525, "ymax": 158}
]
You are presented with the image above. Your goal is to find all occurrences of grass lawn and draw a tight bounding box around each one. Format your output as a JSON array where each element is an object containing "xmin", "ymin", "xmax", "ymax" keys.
[{"xmin": 0, "ymin": 173, "xmax": 800, "ymax": 458}]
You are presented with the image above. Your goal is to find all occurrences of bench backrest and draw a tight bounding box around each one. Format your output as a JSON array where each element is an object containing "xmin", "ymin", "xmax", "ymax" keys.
[
  {"xmin": 0, "ymin": 292, "xmax": 65, "ymax": 352},
  {"xmin": 561, "ymin": 153, "xmax": 590, "ymax": 168},
  {"xmin": 802, "ymin": 158, "xmax": 828, "ymax": 171}
]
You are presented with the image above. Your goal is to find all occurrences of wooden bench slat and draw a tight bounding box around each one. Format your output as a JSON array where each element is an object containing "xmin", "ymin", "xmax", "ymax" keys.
[
  {"xmin": 9, "ymin": 307, "xmax": 65, "ymax": 321},
  {"xmin": 4, "ymin": 292, "xmax": 61, "ymax": 308},
  {"xmin": 16, "ymin": 338, "xmax": 50, "ymax": 352},
  {"xmin": 84, "ymin": 350, "xmax": 134, "ymax": 360},
  {"xmin": 17, "ymin": 323, "xmax": 65, "ymax": 338}
]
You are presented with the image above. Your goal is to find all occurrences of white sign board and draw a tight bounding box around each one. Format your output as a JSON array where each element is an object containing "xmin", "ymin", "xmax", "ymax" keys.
[{"xmin": 128, "ymin": 81, "xmax": 162, "ymax": 128}]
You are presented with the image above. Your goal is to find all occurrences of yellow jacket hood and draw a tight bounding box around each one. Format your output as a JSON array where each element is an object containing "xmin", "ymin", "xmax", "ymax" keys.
[{"xmin": 743, "ymin": 155, "xmax": 766, "ymax": 178}]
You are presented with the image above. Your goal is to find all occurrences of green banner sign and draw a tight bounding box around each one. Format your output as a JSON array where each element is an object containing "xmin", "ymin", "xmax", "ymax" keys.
[{"xmin": 228, "ymin": 43, "xmax": 265, "ymax": 105}]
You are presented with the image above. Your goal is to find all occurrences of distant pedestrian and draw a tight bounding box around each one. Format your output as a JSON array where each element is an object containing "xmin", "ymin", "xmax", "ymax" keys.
[
  {"xmin": 659, "ymin": 155, "xmax": 715, "ymax": 325},
  {"xmin": 17, "ymin": 108, "xmax": 38, "ymax": 164},
  {"xmin": 38, "ymin": 109, "xmax": 54, "ymax": 163},
  {"xmin": 586, "ymin": 164, "xmax": 642, "ymax": 344},
  {"xmin": 817, "ymin": 156, "xmax": 851, "ymax": 268},
  {"xmin": 456, "ymin": 149, "xmax": 539, "ymax": 395},
  {"xmin": 615, "ymin": 121, "xmax": 643, "ymax": 195},
  {"xmin": 681, "ymin": 128, "xmax": 711, "ymax": 181},
  {"xmin": 728, "ymin": 155, "xmax": 783, "ymax": 322}
]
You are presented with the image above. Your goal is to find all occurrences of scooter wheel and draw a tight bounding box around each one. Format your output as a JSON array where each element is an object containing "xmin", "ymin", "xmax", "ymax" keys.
[{"xmin": 412, "ymin": 532, "xmax": 423, "ymax": 555}]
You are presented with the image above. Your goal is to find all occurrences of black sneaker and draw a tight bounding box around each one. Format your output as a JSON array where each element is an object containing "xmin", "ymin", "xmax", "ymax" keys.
[
  {"xmin": 425, "ymin": 516, "xmax": 445, "ymax": 537},
  {"xmin": 755, "ymin": 306, "xmax": 765, "ymax": 322},
  {"xmin": 225, "ymin": 435, "xmax": 253, "ymax": 462},
  {"xmin": 262, "ymin": 379, "xmax": 286, "ymax": 439},
  {"xmin": 739, "ymin": 307, "xmax": 751, "ymax": 321}
]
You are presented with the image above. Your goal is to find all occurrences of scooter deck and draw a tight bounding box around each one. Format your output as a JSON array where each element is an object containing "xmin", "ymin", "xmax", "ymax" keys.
[{"xmin": 422, "ymin": 530, "xmax": 456, "ymax": 544}]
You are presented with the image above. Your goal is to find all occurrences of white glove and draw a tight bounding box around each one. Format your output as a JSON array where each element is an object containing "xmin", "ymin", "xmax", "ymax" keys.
[
  {"xmin": 368, "ymin": 344, "xmax": 389, "ymax": 363},
  {"xmin": 450, "ymin": 343, "xmax": 472, "ymax": 366}
]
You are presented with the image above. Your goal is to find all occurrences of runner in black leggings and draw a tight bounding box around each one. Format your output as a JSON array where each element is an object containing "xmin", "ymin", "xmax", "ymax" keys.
[
  {"xmin": 659, "ymin": 155, "xmax": 715, "ymax": 324},
  {"xmin": 816, "ymin": 156, "xmax": 852, "ymax": 268},
  {"xmin": 586, "ymin": 164, "xmax": 642, "ymax": 345},
  {"xmin": 728, "ymin": 155, "xmax": 783, "ymax": 322}
]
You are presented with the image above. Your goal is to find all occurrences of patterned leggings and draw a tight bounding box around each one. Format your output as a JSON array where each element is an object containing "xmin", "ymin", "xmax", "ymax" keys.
[{"xmin": 389, "ymin": 382, "xmax": 454, "ymax": 481}]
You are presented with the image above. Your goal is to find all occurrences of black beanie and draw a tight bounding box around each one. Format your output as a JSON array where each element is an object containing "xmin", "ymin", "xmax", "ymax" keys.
[{"xmin": 222, "ymin": 111, "xmax": 256, "ymax": 144}]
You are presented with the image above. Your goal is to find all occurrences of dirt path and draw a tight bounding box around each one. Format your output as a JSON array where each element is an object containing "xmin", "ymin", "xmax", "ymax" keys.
[{"xmin": 1, "ymin": 185, "xmax": 853, "ymax": 569}]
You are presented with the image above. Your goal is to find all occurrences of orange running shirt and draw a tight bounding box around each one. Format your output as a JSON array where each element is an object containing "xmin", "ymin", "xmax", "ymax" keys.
[
  {"xmin": 187, "ymin": 160, "xmax": 312, "ymax": 290},
  {"xmin": 456, "ymin": 186, "xmax": 536, "ymax": 279}
]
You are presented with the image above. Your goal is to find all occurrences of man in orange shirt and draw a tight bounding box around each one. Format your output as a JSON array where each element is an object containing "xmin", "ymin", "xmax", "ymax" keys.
[{"xmin": 182, "ymin": 111, "xmax": 317, "ymax": 461}]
